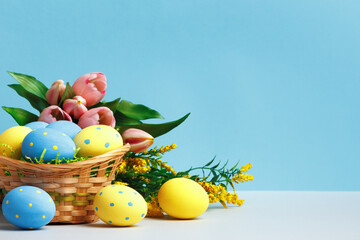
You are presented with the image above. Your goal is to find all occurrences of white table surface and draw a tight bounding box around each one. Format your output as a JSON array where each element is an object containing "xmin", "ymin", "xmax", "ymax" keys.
[{"xmin": 1, "ymin": 191, "xmax": 359, "ymax": 240}]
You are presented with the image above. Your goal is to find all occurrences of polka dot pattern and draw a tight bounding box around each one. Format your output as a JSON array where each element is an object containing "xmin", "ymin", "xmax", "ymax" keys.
[
  {"xmin": 2, "ymin": 186, "xmax": 56, "ymax": 229},
  {"xmin": 94, "ymin": 185, "xmax": 147, "ymax": 226},
  {"xmin": 73, "ymin": 125, "xmax": 123, "ymax": 158},
  {"xmin": 21, "ymin": 128, "xmax": 77, "ymax": 163}
]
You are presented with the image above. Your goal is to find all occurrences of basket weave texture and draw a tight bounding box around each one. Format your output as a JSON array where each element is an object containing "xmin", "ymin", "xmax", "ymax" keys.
[{"xmin": 0, "ymin": 144, "xmax": 130, "ymax": 224}]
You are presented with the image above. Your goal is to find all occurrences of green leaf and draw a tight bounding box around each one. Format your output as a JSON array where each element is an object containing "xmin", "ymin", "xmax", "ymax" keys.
[
  {"xmin": 94, "ymin": 98, "xmax": 121, "ymax": 112},
  {"xmin": 2, "ymin": 107, "xmax": 38, "ymax": 125},
  {"xmin": 114, "ymin": 111, "xmax": 143, "ymax": 126},
  {"xmin": 211, "ymin": 161, "xmax": 221, "ymax": 170},
  {"xmin": 117, "ymin": 113, "xmax": 190, "ymax": 138},
  {"xmin": 59, "ymin": 82, "xmax": 75, "ymax": 106},
  {"xmin": 204, "ymin": 157, "xmax": 216, "ymax": 167},
  {"xmin": 210, "ymin": 172, "xmax": 219, "ymax": 183},
  {"xmin": 8, "ymin": 72, "xmax": 48, "ymax": 100},
  {"xmin": 8, "ymin": 84, "xmax": 49, "ymax": 112},
  {"xmin": 117, "ymin": 100, "xmax": 164, "ymax": 120},
  {"xmin": 230, "ymin": 161, "xmax": 240, "ymax": 171}
]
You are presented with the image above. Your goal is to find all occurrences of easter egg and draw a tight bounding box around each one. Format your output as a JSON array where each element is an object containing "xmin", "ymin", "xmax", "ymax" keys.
[
  {"xmin": 73, "ymin": 125, "xmax": 123, "ymax": 158},
  {"xmin": 94, "ymin": 185, "xmax": 147, "ymax": 226},
  {"xmin": 158, "ymin": 178, "xmax": 209, "ymax": 219},
  {"xmin": 21, "ymin": 128, "xmax": 76, "ymax": 163},
  {"xmin": 2, "ymin": 186, "xmax": 56, "ymax": 229},
  {"xmin": 24, "ymin": 121, "xmax": 48, "ymax": 130},
  {"xmin": 0, "ymin": 126, "xmax": 32, "ymax": 159},
  {"xmin": 46, "ymin": 120, "xmax": 81, "ymax": 139}
]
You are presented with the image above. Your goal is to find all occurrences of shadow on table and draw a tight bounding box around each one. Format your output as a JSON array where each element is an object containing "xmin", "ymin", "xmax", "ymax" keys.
[
  {"xmin": 0, "ymin": 223, "xmax": 47, "ymax": 232},
  {"xmin": 85, "ymin": 223, "xmax": 140, "ymax": 228}
]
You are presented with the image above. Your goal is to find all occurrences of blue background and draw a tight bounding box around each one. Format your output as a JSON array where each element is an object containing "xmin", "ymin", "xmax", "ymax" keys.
[{"xmin": 0, "ymin": 1, "xmax": 359, "ymax": 190}]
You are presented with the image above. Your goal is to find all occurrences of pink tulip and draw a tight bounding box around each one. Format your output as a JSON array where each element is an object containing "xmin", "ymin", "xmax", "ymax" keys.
[
  {"xmin": 77, "ymin": 107, "xmax": 115, "ymax": 129},
  {"xmin": 72, "ymin": 72, "xmax": 107, "ymax": 107},
  {"xmin": 38, "ymin": 105, "xmax": 72, "ymax": 123},
  {"xmin": 63, "ymin": 96, "xmax": 88, "ymax": 119},
  {"xmin": 45, "ymin": 80, "xmax": 66, "ymax": 105},
  {"xmin": 121, "ymin": 128, "xmax": 154, "ymax": 153}
]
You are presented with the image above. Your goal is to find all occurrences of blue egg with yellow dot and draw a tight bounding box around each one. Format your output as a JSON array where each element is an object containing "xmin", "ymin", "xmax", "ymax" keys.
[
  {"xmin": 24, "ymin": 121, "xmax": 48, "ymax": 130},
  {"xmin": 21, "ymin": 128, "xmax": 76, "ymax": 163},
  {"xmin": 2, "ymin": 186, "xmax": 56, "ymax": 229},
  {"xmin": 46, "ymin": 120, "xmax": 81, "ymax": 139}
]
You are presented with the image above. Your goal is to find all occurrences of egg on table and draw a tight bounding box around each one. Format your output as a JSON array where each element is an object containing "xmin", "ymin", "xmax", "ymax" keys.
[
  {"xmin": 24, "ymin": 121, "xmax": 48, "ymax": 130},
  {"xmin": 73, "ymin": 125, "xmax": 123, "ymax": 158},
  {"xmin": 2, "ymin": 186, "xmax": 56, "ymax": 229},
  {"xmin": 46, "ymin": 120, "xmax": 81, "ymax": 139},
  {"xmin": 0, "ymin": 126, "xmax": 32, "ymax": 159},
  {"xmin": 21, "ymin": 128, "xmax": 76, "ymax": 163},
  {"xmin": 158, "ymin": 178, "xmax": 209, "ymax": 219},
  {"xmin": 94, "ymin": 185, "xmax": 147, "ymax": 226}
]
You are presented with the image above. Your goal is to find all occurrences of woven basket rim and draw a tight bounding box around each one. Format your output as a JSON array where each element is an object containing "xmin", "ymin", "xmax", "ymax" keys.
[{"xmin": 0, "ymin": 143, "xmax": 130, "ymax": 173}]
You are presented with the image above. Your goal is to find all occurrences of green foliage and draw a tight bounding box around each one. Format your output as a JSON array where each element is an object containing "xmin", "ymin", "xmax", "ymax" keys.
[
  {"xmin": 182, "ymin": 158, "xmax": 241, "ymax": 189},
  {"xmin": 8, "ymin": 84, "xmax": 49, "ymax": 112},
  {"xmin": 115, "ymin": 111, "xmax": 143, "ymax": 126},
  {"xmin": 94, "ymin": 98, "xmax": 121, "ymax": 112},
  {"xmin": 1, "ymin": 107, "xmax": 38, "ymax": 125},
  {"xmin": 117, "ymin": 113, "xmax": 190, "ymax": 138},
  {"xmin": 115, "ymin": 146, "xmax": 241, "ymax": 202},
  {"xmin": 59, "ymin": 82, "xmax": 75, "ymax": 106},
  {"xmin": 2, "ymin": 71, "xmax": 188, "ymax": 138},
  {"xmin": 117, "ymin": 100, "xmax": 164, "ymax": 120},
  {"xmin": 7, "ymin": 72, "xmax": 48, "ymax": 100}
]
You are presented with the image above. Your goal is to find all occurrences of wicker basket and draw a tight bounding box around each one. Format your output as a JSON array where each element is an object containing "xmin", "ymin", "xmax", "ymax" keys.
[{"xmin": 0, "ymin": 144, "xmax": 130, "ymax": 224}]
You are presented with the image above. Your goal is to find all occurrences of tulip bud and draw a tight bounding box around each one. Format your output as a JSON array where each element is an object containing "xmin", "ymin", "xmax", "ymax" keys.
[
  {"xmin": 38, "ymin": 105, "xmax": 72, "ymax": 124},
  {"xmin": 121, "ymin": 128, "xmax": 154, "ymax": 153},
  {"xmin": 45, "ymin": 80, "xmax": 66, "ymax": 105},
  {"xmin": 77, "ymin": 107, "xmax": 115, "ymax": 129},
  {"xmin": 63, "ymin": 96, "xmax": 88, "ymax": 119},
  {"xmin": 72, "ymin": 72, "xmax": 107, "ymax": 107}
]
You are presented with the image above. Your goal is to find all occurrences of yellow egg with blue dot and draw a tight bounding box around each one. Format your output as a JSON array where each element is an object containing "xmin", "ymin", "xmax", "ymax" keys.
[
  {"xmin": 158, "ymin": 178, "xmax": 209, "ymax": 219},
  {"xmin": 0, "ymin": 126, "xmax": 32, "ymax": 159},
  {"xmin": 94, "ymin": 185, "xmax": 147, "ymax": 226},
  {"xmin": 2, "ymin": 186, "xmax": 56, "ymax": 229},
  {"xmin": 73, "ymin": 125, "xmax": 123, "ymax": 158}
]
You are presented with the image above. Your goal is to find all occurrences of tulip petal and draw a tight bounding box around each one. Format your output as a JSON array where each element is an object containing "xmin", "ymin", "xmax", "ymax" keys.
[
  {"xmin": 121, "ymin": 128, "xmax": 154, "ymax": 153},
  {"xmin": 72, "ymin": 72, "xmax": 107, "ymax": 107}
]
